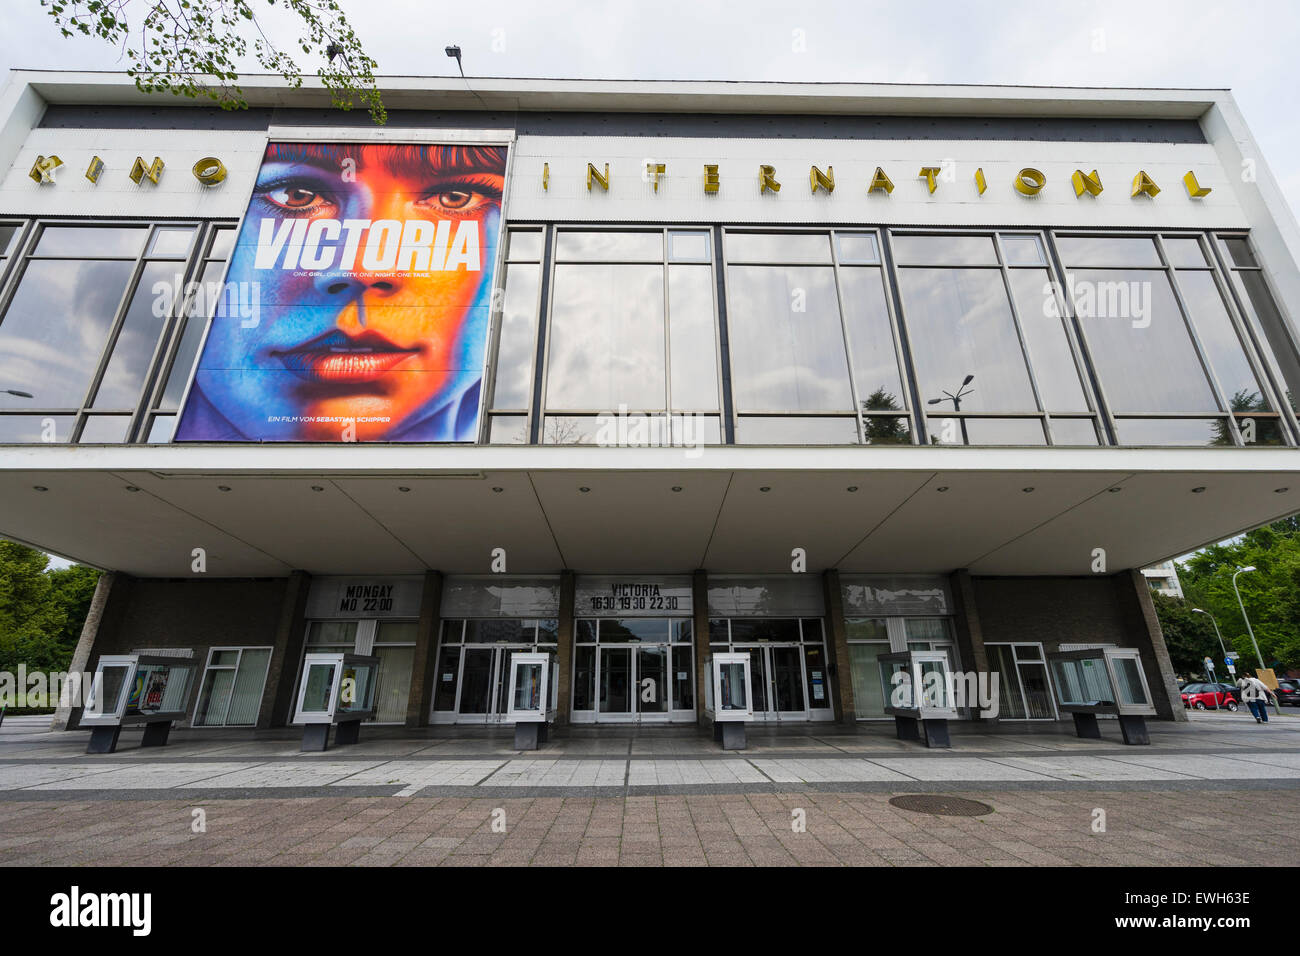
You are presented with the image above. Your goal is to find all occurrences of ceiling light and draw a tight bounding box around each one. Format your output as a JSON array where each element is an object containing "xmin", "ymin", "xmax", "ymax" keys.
[{"xmin": 1191, "ymin": 487, "xmax": 1206, "ymax": 494}]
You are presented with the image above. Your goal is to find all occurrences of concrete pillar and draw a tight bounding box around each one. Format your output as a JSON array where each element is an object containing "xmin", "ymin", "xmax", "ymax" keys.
[
  {"xmin": 692, "ymin": 569, "xmax": 711, "ymax": 724},
  {"xmin": 554, "ymin": 570, "xmax": 576, "ymax": 727},
  {"xmin": 822, "ymin": 569, "xmax": 852, "ymax": 723},
  {"xmin": 51, "ymin": 570, "xmax": 129, "ymax": 731},
  {"xmin": 1115, "ymin": 569, "xmax": 1187, "ymax": 722},
  {"xmin": 260, "ymin": 570, "xmax": 312, "ymax": 729},
  {"xmin": 405, "ymin": 570, "xmax": 443, "ymax": 727}
]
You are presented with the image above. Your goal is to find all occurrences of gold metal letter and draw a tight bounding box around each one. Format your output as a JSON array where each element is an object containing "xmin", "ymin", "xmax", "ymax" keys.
[
  {"xmin": 759, "ymin": 165, "xmax": 781, "ymax": 194},
  {"xmin": 130, "ymin": 156, "xmax": 164, "ymax": 185},
  {"xmin": 542, "ymin": 162, "xmax": 549, "ymax": 191},
  {"xmin": 1183, "ymin": 171, "xmax": 1211, "ymax": 198},
  {"xmin": 85, "ymin": 156, "xmax": 104, "ymax": 183},
  {"xmin": 191, "ymin": 157, "xmax": 227, "ymax": 186},
  {"xmin": 1071, "ymin": 169, "xmax": 1103, "ymax": 198},
  {"xmin": 918, "ymin": 166, "xmax": 942, "ymax": 194},
  {"xmin": 703, "ymin": 164, "xmax": 720, "ymax": 194},
  {"xmin": 28, "ymin": 154, "xmax": 62, "ymax": 184},
  {"xmin": 810, "ymin": 165, "xmax": 835, "ymax": 194},
  {"xmin": 586, "ymin": 163, "xmax": 609, "ymax": 191},
  {"xmin": 1131, "ymin": 170, "xmax": 1161, "ymax": 198},
  {"xmin": 868, "ymin": 167, "xmax": 895, "ymax": 195},
  {"xmin": 975, "ymin": 167, "xmax": 987, "ymax": 195},
  {"xmin": 1014, "ymin": 168, "xmax": 1047, "ymax": 196},
  {"xmin": 647, "ymin": 162, "xmax": 666, "ymax": 193}
]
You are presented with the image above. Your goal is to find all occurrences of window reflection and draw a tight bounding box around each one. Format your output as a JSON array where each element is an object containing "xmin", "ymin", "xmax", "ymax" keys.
[
  {"xmin": 490, "ymin": 263, "xmax": 540, "ymax": 409},
  {"xmin": 897, "ymin": 268, "xmax": 1038, "ymax": 412},
  {"xmin": 92, "ymin": 263, "xmax": 184, "ymax": 409},
  {"xmin": 839, "ymin": 267, "xmax": 906, "ymax": 407},
  {"xmin": 1056, "ymin": 235, "xmax": 1162, "ymax": 268},
  {"xmin": 1113, "ymin": 418, "xmax": 1230, "ymax": 446},
  {"xmin": 727, "ymin": 265, "xmax": 853, "ymax": 411},
  {"xmin": 668, "ymin": 265, "xmax": 719, "ymax": 410},
  {"xmin": 1071, "ymin": 269, "xmax": 1219, "ymax": 413},
  {"xmin": 1175, "ymin": 270, "xmax": 1268, "ymax": 412},
  {"xmin": 892, "ymin": 234, "xmax": 998, "ymax": 266},
  {"xmin": 725, "ymin": 232, "xmax": 830, "ymax": 264},
  {"xmin": 546, "ymin": 264, "xmax": 665, "ymax": 410},
  {"xmin": 555, "ymin": 231, "xmax": 661, "ymax": 261},
  {"xmin": 927, "ymin": 416, "xmax": 1046, "ymax": 445},
  {"xmin": 0, "ymin": 259, "xmax": 136, "ymax": 409},
  {"xmin": 1005, "ymin": 269, "xmax": 1089, "ymax": 413}
]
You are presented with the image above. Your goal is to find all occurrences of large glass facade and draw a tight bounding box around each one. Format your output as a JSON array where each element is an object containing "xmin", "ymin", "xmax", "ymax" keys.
[{"xmin": 1, "ymin": 220, "xmax": 1294, "ymax": 448}]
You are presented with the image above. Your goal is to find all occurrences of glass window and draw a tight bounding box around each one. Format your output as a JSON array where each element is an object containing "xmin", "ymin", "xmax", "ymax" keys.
[
  {"xmin": 840, "ymin": 267, "xmax": 906, "ymax": 410},
  {"xmin": 669, "ymin": 231, "xmax": 710, "ymax": 262},
  {"xmin": 1228, "ymin": 269, "xmax": 1300, "ymax": 414},
  {"xmin": 490, "ymin": 263, "xmax": 541, "ymax": 409},
  {"xmin": 0, "ymin": 415, "xmax": 74, "ymax": 442},
  {"xmin": 0, "ymin": 224, "xmax": 22, "ymax": 256},
  {"xmin": 1112, "ymin": 418, "xmax": 1230, "ymax": 446},
  {"xmin": 598, "ymin": 618, "xmax": 670, "ymax": 643},
  {"xmin": 1006, "ymin": 269, "xmax": 1090, "ymax": 412},
  {"xmin": 547, "ymin": 264, "xmax": 665, "ymax": 410},
  {"xmin": 464, "ymin": 619, "xmax": 536, "ymax": 643},
  {"xmin": 735, "ymin": 416, "xmax": 860, "ymax": 445},
  {"xmin": 555, "ymin": 231, "xmax": 662, "ymax": 262},
  {"xmin": 148, "ymin": 228, "xmax": 196, "ymax": 258},
  {"xmin": 146, "ymin": 415, "xmax": 177, "ymax": 444},
  {"xmin": 92, "ymin": 262, "xmax": 184, "ymax": 409},
  {"xmin": 34, "ymin": 225, "xmax": 147, "ymax": 258},
  {"xmin": 848, "ymin": 642, "xmax": 890, "ymax": 717},
  {"xmin": 1163, "ymin": 237, "xmax": 1207, "ymax": 268},
  {"xmin": 928, "ymin": 416, "xmax": 1046, "ymax": 445},
  {"xmin": 300, "ymin": 663, "xmax": 336, "ymax": 713},
  {"xmin": 1000, "ymin": 235, "xmax": 1046, "ymax": 266},
  {"xmin": 1071, "ymin": 270, "xmax": 1218, "ymax": 413},
  {"xmin": 0, "ymin": 259, "xmax": 137, "ymax": 410},
  {"xmin": 207, "ymin": 227, "xmax": 237, "ymax": 260},
  {"xmin": 159, "ymin": 260, "xmax": 226, "ymax": 410},
  {"xmin": 432, "ymin": 646, "xmax": 460, "ymax": 711},
  {"xmin": 668, "ymin": 265, "xmax": 719, "ymax": 410},
  {"xmin": 892, "ymin": 234, "xmax": 998, "ymax": 266},
  {"xmin": 78, "ymin": 415, "xmax": 130, "ymax": 443},
  {"xmin": 836, "ymin": 233, "xmax": 879, "ymax": 264},
  {"xmin": 505, "ymin": 230, "xmax": 543, "ymax": 261},
  {"xmin": 897, "ymin": 268, "xmax": 1038, "ymax": 412},
  {"xmin": 1049, "ymin": 418, "xmax": 1099, "ymax": 445},
  {"xmin": 1056, "ymin": 235, "xmax": 1162, "ymax": 268},
  {"xmin": 727, "ymin": 265, "xmax": 853, "ymax": 411},
  {"xmin": 488, "ymin": 414, "xmax": 529, "ymax": 444},
  {"xmin": 1217, "ymin": 237, "xmax": 1258, "ymax": 269},
  {"xmin": 1175, "ymin": 270, "xmax": 1268, "ymax": 412},
  {"xmin": 727, "ymin": 618, "xmax": 801, "ymax": 644},
  {"xmin": 725, "ymin": 232, "xmax": 831, "ymax": 264}
]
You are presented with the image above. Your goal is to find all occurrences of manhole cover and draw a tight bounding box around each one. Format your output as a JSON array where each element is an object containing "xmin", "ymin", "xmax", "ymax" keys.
[{"xmin": 889, "ymin": 794, "xmax": 993, "ymax": 817}]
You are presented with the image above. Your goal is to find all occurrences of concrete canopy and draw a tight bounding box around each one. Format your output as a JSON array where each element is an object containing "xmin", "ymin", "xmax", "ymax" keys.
[{"xmin": 1, "ymin": 444, "xmax": 1296, "ymax": 577}]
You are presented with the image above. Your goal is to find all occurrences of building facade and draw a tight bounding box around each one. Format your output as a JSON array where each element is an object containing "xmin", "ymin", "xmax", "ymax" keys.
[
  {"xmin": 3, "ymin": 72, "xmax": 1300, "ymax": 731},
  {"xmin": 1141, "ymin": 560, "xmax": 1185, "ymax": 599}
]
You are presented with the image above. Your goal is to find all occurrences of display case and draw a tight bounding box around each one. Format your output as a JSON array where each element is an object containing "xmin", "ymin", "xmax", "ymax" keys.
[
  {"xmin": 1047, "ymin": 647, "xmax": 1156, "ymax": 744},
  {"xmin": 704, "ymin": 653, "xmax": 752, "ymax": 749},
  {"xmin": 292, "ymin": 653, "xmax": 379, "ymax": 751},
  {"xmin": 506, "ymin": 651, "xmax": 558, "ymax": 749},
  {"xmin": 879, "ymin": 650, "xmax": 958, "ymax": 747},
  {"xmin": 82, "ymin": 654, "xmax": 197, "ymax": 753}
]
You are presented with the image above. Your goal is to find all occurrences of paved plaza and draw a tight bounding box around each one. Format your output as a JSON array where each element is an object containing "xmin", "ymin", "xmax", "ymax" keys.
[{"xmin": 1, "ymin": 712, "xmax": 1297, "ymax": 865}]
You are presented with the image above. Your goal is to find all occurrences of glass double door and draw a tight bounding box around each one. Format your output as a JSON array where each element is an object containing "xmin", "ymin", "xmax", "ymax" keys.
[
  {"xmin": 738, "ymin": 644, "xmax": 811, "ymax": 721},
  {"xmin": 596, "ymin": 644, "xmax": 670, "ymax": 720},
  {"xmin": 456, "ymin": 645, "xmax": 531, "ymax": 723}
]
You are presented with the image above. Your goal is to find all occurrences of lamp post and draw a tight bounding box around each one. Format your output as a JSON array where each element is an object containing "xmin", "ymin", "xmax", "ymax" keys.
[
  {"xmin": 3, "ymin": 389, "xmax": 33, "ymax": 398},
  {"xmin": 1232, "ymin": 565, "xmax": 1277, "ymax": 715},
  {"xmin": 1191, "ymin": 608, "xmax": 1225, "ymax": 710},
  {"xmin": 927, "ymin": 374, "xmax": 975, "ymax": 445}
]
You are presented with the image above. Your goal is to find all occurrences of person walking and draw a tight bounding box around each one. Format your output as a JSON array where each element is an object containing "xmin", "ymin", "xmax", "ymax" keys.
[{"xmin": 1236, "ymin": 674, "xmax": 1276, "ymax": 723}]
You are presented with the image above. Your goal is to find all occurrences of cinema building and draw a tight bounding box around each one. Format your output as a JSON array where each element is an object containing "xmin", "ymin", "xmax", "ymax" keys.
[{"xmin": 2, "ymin": 71, "xmax": 1298, "ymax": 734}]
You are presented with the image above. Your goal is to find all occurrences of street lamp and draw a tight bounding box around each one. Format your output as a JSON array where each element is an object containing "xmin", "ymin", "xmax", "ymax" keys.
[
  {"xmin": 927, "ymin": 374, "xmax": 975, "ymax": 444},
  {"xmin": 1232, "ymin": 565, "xmax": 1277, "ymax": 714},
  {"xmin": 1191, "ymin": 607, "xmax": 1226, "ymax": 710},
  {"xmin": 3, "ymin": 389, "xmax": 33, "ymax": 398}
]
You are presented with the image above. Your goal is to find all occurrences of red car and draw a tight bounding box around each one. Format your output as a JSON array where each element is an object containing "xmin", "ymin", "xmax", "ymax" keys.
[{"xmin": 1180, "ymin": 682, "xmax": 1240, "ymax": 711}]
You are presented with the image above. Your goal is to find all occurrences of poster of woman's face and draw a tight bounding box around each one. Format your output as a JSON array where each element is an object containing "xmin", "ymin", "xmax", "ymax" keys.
[{"xmin": 176, "ymin": 142, "xmax": 507, "ymax": 442}]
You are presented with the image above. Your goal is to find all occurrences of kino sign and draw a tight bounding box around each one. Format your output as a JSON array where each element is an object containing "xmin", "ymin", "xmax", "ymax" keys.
[{"xmin": 544, "ymin": 161, "xmax": 1215, "ymax": 201}]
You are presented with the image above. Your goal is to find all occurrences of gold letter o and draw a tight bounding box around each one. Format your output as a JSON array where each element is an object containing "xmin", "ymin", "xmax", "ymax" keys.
[
  {"xmin": 192, "ymin": 157, "xmax": 227, "ymax": 186},
  {"xmin": 1014, "ymin": 167, "xmax": 1047, "ymax": 196}
]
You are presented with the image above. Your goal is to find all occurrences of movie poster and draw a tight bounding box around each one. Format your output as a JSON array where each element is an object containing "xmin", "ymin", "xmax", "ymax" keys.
[{"xmin": 175, "ymin": 142, "xmax": 507, "ymax": 442}]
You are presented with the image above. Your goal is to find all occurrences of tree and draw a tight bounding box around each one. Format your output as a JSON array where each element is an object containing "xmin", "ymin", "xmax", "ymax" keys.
[
  {"xmin": 1148, "ymin": 591, "xmax": 1220, "ymax": 679},
  {"xmin": 41, "ymin": 0, "xmax": 385, "ymax": 124},
  {"xmin": 0, "ymin": 541, "xmax": 102, "ymax": 678},
  {"xmin": 861, "ymin": 387, "xmax": 910, "ymax": 446}
]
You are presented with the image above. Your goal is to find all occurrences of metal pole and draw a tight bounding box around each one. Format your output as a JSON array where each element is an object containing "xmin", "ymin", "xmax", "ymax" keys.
[{"xmin": 1192, "ymin": 608, "xmax": 1226, "ymax": 711}]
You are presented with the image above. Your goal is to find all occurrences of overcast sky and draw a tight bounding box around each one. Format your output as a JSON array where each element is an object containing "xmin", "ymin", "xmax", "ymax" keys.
[
  {"xmin": 5, "ymin": 0, "xmax": 1297, "ymax": 570},
  {"xmin": 2, "ymin": 0, "xmax": 1298, "ymax": 219}
]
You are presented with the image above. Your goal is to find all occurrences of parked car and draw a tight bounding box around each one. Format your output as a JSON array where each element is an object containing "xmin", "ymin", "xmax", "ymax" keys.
[
  {"xmin": 1275, "ymin": 678, "xmax": 1300, "ymax": 706},
  {"xmin": 1180, "ymin": 682, "xmax": 1240, "ymax": 711}
]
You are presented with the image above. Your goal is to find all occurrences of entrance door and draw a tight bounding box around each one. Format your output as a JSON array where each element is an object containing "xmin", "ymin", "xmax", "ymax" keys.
[
  {"xmin": 457, "ymin": 646, "xmax": 530, "ymax": 723},
  {"xmin": 738, "ymin": 645, "xmax": 809, "ymax": 721},
  {"xmin": 593, "ymin": 644, "xmax": 674, "ymax": 721}
]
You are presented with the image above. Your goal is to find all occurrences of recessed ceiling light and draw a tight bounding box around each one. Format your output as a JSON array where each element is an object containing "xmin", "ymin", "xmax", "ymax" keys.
[
  {"xmin": 126, "ymin": 486, "xmax": 141, "ymax": 492},
  {"xmin": 33, "ymin": 485, "xmax": 47, "ymax": 492},
  {"xmin": 1108, "ymin": 487, "xmax": 1122, "ymax": 493},
  {"xmin": 1022, "ymin": 487, "xmax": 1035, "ymax": 493},
  {"xmin": 398, "ymin": 486, "xmax": 411, "ymax": 492},
  {"xmin": 671, "ymin": 486, "xmax": 682, "ymax": 492},
  {"xmin": 847, "ymin": 486, "xmax": 858, "ymax": 492},
  {"xmin": 1276, "ymin": 487, "xmax": 1289, "ymax": 494},
  {"xmin": 936, "ymin": 486, "xmax": 949, "ymax": 493},
  {"xmin": 579, "ymin": 486, "xmax": 590, "ymax": 493},
  {"xmin": 492, "ymin": 486, "xmax": 504, "ymax": 493},
  {"xmin": 759, "ymin": 486, "xmax": 771, "ymax": 493},
  {"xmin": 1191, "ymin": 486, "xmax": 1206, "ymax": 494},
  {"xmin": 217, "ymin": 485, "xmax": 230, "ymax": 492},
  {"xmin": 311, "ymin": 485, "xmax": 324, "ymax": 492}
]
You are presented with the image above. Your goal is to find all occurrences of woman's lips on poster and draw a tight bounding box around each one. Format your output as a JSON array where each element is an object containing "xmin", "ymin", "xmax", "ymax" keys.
[{"xmin": 273, "ymin": 330, "xmax": 421, "ymax": 383}]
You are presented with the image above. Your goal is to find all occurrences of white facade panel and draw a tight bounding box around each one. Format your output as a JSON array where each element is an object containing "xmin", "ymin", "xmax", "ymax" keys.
[
  {"xmin": 508, "ymin": 135, "xmax": 1245, "ymax": 228},
  {"xmin": 0, "ymin": 127, "xmax": 268, "ymax": 219}
]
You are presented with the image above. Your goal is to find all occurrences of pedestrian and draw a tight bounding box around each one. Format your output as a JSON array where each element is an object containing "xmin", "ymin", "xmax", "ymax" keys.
[{"xmin": 1236, "ymin": 674, "xmax": 1276, "ymax": 723}]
